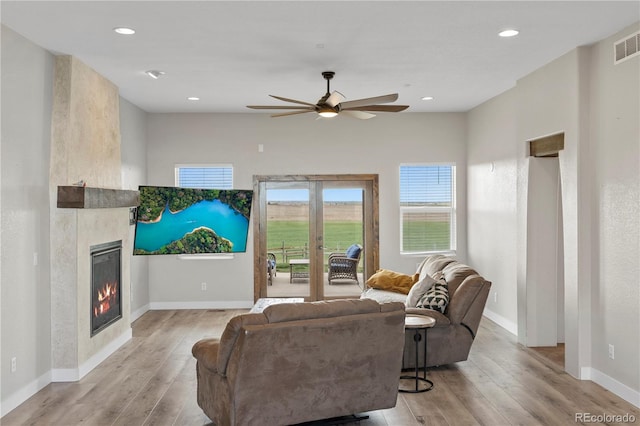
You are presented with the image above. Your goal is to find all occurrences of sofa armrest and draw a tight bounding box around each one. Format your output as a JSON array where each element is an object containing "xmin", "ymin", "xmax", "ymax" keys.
[
  {"xmin": 216, "ymin": 313, "xmax": 269, "ymax": 375},
  {"xmin": 447, "ymin": 276, "xmax": 486, "ymax": 324},
  {"xmin": 328, "ymin": 255, "xmax": 358, "ymax": 266},
  {"xmin": 192, "ymin": 338, "xmax": 220, "ymax": 373}
]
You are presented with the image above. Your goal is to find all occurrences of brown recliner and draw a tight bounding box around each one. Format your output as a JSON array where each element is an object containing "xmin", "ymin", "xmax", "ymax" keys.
[
  {"xmin": 192, "ymin": 299, "xmax": 406, "ymax": 426},
  {"xmin": 363, "ymin": 255, "xmax": 491, "ymax": 368}
]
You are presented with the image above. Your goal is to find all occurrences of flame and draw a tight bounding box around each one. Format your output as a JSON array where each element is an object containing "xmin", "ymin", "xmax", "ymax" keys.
[{"xmin": 93, "ymin": 280, "xmax": 118, "ymax": 318}]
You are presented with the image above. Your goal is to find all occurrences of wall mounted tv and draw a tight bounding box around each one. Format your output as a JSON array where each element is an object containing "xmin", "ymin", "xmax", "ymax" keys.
[{"xmin": 133, "ymin": 186, "xmax": 253, "ymax": 255}]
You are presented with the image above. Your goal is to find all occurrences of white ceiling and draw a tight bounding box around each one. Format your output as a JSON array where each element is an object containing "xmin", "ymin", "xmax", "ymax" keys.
[{"xmin": 2, "ymin": 1, "xmax": 639, "ymax": 114}]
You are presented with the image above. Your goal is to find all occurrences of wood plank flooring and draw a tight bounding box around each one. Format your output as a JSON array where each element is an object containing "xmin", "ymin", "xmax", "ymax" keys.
[{"xmin": 2, "ymin": 310, "xmax": 638, "ymax": 426}]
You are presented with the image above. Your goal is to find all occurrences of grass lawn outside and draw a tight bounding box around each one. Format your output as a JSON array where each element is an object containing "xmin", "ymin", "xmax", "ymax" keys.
[
  {"xmin": 267, "ymin": 220, "xmax": 363, "ymax": 270},
  {"xmin": 266, "ymin": 218, "xmax": 450, "ymax": 271},
  {"xmin": 402, "ymin": 220, "xmax": 451, "ymax": 252}
]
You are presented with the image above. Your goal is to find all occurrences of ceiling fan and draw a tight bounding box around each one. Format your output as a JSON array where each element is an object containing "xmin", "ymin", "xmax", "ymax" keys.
[{"xmin": 247, "ymin": 71, "xmax": 409, "ymax": 119}]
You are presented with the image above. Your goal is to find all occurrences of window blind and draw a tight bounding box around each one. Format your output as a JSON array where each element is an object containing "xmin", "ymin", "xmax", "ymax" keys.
[
  {"xmin": 175, "ymin": 165, "xmax": 233, "ymax": 189},
  {"xmin": 400, "ymin": 164, "xmax": 456, "ymax": 253}
]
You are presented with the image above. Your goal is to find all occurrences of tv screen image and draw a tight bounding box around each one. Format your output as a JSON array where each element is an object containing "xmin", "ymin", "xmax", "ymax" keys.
[{"xmin": 133, "ymin": 186, "xmax": 253, "ymax": 255}]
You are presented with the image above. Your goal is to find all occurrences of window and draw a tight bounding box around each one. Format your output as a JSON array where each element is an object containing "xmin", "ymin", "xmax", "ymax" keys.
[
  {"xmin": 400, "ymin": 164, "xmax": 456, "ymax": 254},
  {"xmin": 175, "ymin": 164, "xmax": 233, "ymax": 189}
]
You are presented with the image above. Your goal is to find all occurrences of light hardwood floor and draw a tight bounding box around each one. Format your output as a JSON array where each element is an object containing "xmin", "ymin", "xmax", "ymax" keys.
[{"xmin": 2, "ymin": 309, "xmax": 638, "ymax": 426}]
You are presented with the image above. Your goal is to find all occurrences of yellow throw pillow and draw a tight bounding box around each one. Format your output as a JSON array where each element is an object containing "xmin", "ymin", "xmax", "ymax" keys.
[{"xmin": 366, "ymin": 269, "xmax": 419, "ymax": 295}]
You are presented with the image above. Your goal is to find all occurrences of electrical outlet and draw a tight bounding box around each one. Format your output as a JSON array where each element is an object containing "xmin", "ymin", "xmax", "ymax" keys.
[
  {"xmin": 201, "ymin": 282, "xmax": 207, "ymax": 291},
  {"xmin": 608, "ymin": 344, "xmax": 615, "ymax": 359},
  {"xmin": 494, "ymin": 292, "xmax": 498, "ymax": 303},
  {"xmin": 11, "ymin": 357, "xmax": 17, "ymax": 373}
]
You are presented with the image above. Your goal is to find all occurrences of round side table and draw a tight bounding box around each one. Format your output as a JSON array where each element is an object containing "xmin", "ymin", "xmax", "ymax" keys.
[{"xmin": 399, "ymin": 314, "xmax": 436, "ymax": 393}]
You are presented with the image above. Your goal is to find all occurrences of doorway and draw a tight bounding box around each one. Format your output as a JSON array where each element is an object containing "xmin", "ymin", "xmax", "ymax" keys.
[
  {"xmin": 253, "ymin": 175, "xmax": 379, "ymax": 302},
  {"xmin": 523, "ymin": 133, "xmax": 565, "ymax": 365}
]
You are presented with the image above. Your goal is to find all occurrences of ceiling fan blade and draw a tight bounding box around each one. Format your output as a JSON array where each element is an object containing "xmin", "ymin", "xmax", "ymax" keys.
[
  {"xmin": 341, "ymin": 110, "xmax": 376, "ymax": 120},
  {"xmin": 325, "ymin": 91, "xmax": 345, "ymax": 107},
  {"xmin": 339, "ymin": 93, "xmax": 399, "ymax": 109},
  {"xmin": 271, "ymin": 110, "xmax": 315, "ymax": 118},
  {"xmin": 269, "ymin": 95, "xmax": 317, "ymax": 107},
  {"xmin": 247, "ymin": 105, "xmax": 315, "ymax": 110},
  {"xmin": 341, "ymin": 104, "xmax": 409, "ymax": 112}
]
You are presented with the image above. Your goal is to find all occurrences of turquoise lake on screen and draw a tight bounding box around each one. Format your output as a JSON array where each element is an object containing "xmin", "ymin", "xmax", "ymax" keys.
[{"xmin": 134, "ymin": 200, "xmax": 249, "ymax": 252}]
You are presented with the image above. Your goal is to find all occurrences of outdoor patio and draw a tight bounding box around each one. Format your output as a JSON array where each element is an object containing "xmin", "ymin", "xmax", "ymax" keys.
[{"xmin": 266, "ymin": 272, "xmax": 364, "ymax": 298}]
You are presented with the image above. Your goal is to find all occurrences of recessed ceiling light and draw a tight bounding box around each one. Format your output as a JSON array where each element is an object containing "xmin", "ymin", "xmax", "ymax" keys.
[
  {"xmin": 499, "ymin": 29, "xmax": 519, "ymax": 38},
  {"xmin": 187, "ymin": 97, "xmax": 200, "ymax": 101},
  {"xmin": 113, "ymin": 27, "xmax": 135, "ymax": 35},
  {"xmin": 422, "ymin": 96, "xmax": 434, "ymax": 101},
  {"xmin": 145, "ymin": 70, "xmax": 165, "ymax": 79}
]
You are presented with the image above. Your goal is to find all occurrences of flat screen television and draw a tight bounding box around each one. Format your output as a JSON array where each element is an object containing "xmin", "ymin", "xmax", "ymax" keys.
[{"xmin": 133, "ymin": 186, "xmax": 253, "ymax": 255}]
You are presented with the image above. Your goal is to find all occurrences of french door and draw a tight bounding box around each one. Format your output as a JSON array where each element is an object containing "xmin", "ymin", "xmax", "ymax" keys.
[{"xmin": 253, "ymin": 175, "xmax": 379, "ymax": 301}]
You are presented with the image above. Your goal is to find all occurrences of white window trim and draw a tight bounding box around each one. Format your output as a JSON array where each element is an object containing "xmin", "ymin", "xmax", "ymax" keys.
[{"xmin": 399, "ymin": 163, "xmax": 457, "ymax": 256}]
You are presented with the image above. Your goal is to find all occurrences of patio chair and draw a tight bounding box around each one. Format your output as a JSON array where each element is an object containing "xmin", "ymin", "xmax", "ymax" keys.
[
  {"xmin": 328, "ymin": 244, "xmax": 362, "ymax": 285},
  {"xmin": 267, "ymin": 252, "xmax": 277, "ymax": 285}
]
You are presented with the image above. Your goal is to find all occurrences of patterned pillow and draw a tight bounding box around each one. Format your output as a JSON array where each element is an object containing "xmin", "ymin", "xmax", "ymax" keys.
[
  {"xmin": 416, "ymin": 277, "xmax": 449, "ymax": 313},
  {"xmin": 406, "ymin": 273, "xmax": 436, "ymax": 307}
]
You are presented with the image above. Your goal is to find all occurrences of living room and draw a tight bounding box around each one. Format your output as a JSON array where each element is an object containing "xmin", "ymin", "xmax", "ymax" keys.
[{"xmin": 1, "ymin": 1, "xmax": 639, "ymax": 423}]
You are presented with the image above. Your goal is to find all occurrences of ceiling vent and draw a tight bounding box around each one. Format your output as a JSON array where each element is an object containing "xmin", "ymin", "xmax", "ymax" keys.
[{"xmin": 614, "ymin": 31, "xmax": 640, "ymax": 64}]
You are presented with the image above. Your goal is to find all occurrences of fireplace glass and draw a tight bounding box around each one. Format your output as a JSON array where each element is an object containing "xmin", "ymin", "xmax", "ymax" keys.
[{"xmin": 91, "ymin": 241, "xmax": 122, "ymax": 336}]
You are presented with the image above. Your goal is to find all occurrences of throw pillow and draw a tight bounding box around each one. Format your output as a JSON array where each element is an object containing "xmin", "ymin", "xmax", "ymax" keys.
[
  {"xmin": 406, "ymin": 273, "xmax": 436, "ymax": 307},
  {"xmin": 366, "ymin": 269, "xmax": 419, "ymax": 295},
  {"xmin": 345, "ymin": 244, "xmax": 362, "ymax": 259},
  {"xmin": 416, "ymin": 277, "xmax": 449, "ymax": 313},
  {"xmin": 430, "ymin": 270, "xmax": 444, "ymax": 282}
]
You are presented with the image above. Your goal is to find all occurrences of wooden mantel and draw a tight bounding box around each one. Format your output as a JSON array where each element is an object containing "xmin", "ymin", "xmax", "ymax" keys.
[{"xmin": 57, "ymin": 186, "xmax": 139, "ymax": 209}]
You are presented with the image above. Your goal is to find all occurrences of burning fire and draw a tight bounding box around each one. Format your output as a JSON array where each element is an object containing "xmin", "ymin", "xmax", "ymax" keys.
[{"xmin": 94, "ymin": 280, "xmax": 118, "ymax": 317}]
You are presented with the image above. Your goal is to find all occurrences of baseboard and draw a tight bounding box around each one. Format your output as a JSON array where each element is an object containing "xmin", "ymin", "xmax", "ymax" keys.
[
  {"xmin": 149, "ymin": 300, "xmax": 253, "ymax": 310},
  {"xmin": 582, "ymin": 367, "xmax": 640, "ymax": 408},
  {"xmin": 482, "ymin": 308, "xmax": 518, "ymax": 336},
  {"xmin": 2, "ymin": 329, "xmax": 132, "ymax": 417},
  {"xmin": 0, "ymin": 370, "xmax": 51, "ymax": 417},
  {"xmin": 131, "ymin": 303, "xmax": 150, "ymax": 322},
  {"xmin": 52, "ymin": 328, "xmax": 132, "ymax": 382}
]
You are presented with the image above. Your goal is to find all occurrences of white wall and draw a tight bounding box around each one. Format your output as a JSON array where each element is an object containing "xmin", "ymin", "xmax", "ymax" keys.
[
  {"xmin": 119, "ymin": 98, "xmax": 150, "ymax": 319},
  {"xmin": 467, "ymin": 87, "xmax": 519, "ymax": 334},
  {"xmin": 588, "ymin": 23, "xmax": 639, "ymax": 402},
  {"xmin": 1, "ymin": 25, "xmax": 54, "ymax": 413},
  {"xmin": 145, "ymin": 112, "xmax": 468, "ymax": 307}
]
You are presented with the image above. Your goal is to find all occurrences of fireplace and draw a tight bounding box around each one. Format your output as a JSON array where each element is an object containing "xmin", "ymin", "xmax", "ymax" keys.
[{"xmin": 91, "ymin": 241, "xmax": 122, "ymax": 336}]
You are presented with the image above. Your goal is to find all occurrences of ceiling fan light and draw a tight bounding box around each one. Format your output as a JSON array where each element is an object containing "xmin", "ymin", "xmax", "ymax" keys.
[
  {"xmin": 499, "ymin": 29, "xmax": 519, "ymax": 37},
  {"xmin": 113, "ymin": 27, "xmax": 135, "ymax": 35},
  {"xmin": 318, "ymin": 110, "xmax": 338, "ymax": 118}
]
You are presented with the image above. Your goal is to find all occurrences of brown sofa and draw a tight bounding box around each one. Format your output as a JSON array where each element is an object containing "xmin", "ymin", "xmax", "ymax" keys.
[
  {"xmin": 192, "ymin": 299, "xmax": 406, "ymax": 426},
  {"xmin": 362, "ymin": 255, "xmax": 491, "ymax": 368}
]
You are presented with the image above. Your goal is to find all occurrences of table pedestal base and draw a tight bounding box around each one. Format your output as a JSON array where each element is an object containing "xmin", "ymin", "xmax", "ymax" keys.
[
  {"xmin": 399, "ymin": 375, "xmax": 433, "ymax": 393},
  {"xmin": 399, "ymin": 317, "xmax": 434, "ymax": 393}
]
